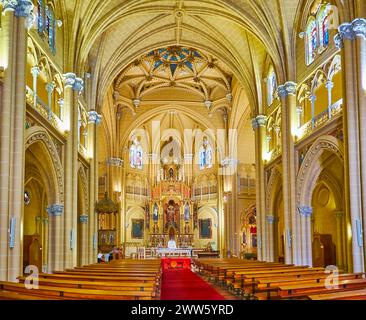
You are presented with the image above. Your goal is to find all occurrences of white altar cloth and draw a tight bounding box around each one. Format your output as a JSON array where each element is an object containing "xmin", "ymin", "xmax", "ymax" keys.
[{"xmin": 156, "ymin": 248, "xmax": 192, "ymax": 257}]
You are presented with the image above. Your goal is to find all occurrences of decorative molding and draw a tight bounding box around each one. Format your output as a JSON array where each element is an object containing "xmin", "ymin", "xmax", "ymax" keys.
[
  {"xmin": 277, "ymin": 81, "xmax": 297, "ymax": 98},
  {"xmin": 46, "ymin": 204, "xmax": 64, "ymax": 216},
  {"xmin": 78, "ymin": 165, "xmax": 89, "ymax": 214},
  {"xmin": 298, "ymin": 206, "xmax": 313, "ymax": 217},
  {"xmin": 87, "ymin": 110, "xmax": 102, "ymax": 125},
  {"xmin": 296, "ymin": 136, "xmax": 343, "ymax": 207},
  {"xmin": 79, "ymin": 215, "xmax": 89, "ymax": 224},
  {"xmin": 25, "ymin": 130, "xmax": 64, "ymax": 204},
  {"xmin": 266, "ymin": 167, "xmax": 281, "ymax": 214},
  {"xmin": 106, "ymin": 158, "xmax": 123, "ymax": 167}
]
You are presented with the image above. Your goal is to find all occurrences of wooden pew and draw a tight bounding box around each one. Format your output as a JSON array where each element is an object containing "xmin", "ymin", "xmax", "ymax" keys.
[
  {"xmin": 275, "ymin": 278, "xmax": 366, "ymax": 299},
  {"xmin": 17, "ymin": 277, "xmax": 156, "ymax": 292},
  {"xmin": 308, "ymin": 289, "xmax": 366, "ymax": 300},
  {"xmin": 0, "ymin": 281, "xmax": 156, "ymax": 300}
]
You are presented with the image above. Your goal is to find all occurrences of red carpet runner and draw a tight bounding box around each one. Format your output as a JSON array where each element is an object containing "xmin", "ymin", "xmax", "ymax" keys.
[{"xmin": 161, "ymin": 269, "xmax": 226, "ymax": 300}]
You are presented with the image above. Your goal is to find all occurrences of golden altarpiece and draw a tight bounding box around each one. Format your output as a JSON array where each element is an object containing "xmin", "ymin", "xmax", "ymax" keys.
[{"xmin": 147, "ymin": 163, "xmax": 196, "ymax": 249}]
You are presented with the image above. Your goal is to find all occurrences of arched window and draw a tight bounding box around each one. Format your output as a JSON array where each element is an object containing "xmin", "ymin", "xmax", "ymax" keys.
[
  {"xmin": 37, "ymin": 0, "xmax": 45, "ymax": 34},
  {"xmin": 304, "ymin": 3, "xmax": 332, "ymax": 65},
  {"xmin": 130, "ymin": 139, "xmax": 143, "ymax": 169},
  {"xmin": 305, "ymin": 17, "xmax": 317, "ymax": 65},
  {"xmin": 45, "ymin": 5, "xmax": 56, "ymax": 54},
  {"xmin": 199, "ymin": 137, "xmax": 213, "ymax": 170},
  {"xmin": 267, "ymin": 69, "xmax": 277, "ymax": 106},
  {"xmin": 317, "ymin": 4, "xmax": 329, "ymax": 51}
]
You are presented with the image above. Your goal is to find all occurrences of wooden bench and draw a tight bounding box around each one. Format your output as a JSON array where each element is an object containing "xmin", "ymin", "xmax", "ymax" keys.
[
  {"xmin": 308, "ymin": 288, "xmax": 366, "ymax": 300},
  {"xmin": 0, "ymin": 281, "xmax": 156, "ymax": 300}
]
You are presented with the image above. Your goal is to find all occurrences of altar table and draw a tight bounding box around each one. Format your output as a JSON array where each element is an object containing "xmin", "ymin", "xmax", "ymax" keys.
[{"xmin": 162, "ymin": 257, "xmax": 191, "ymax": 270}]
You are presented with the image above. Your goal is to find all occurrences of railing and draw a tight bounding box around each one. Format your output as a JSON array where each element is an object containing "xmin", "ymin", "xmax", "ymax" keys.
[
  {"xmin": 26, "ymin": 86, "xmax": 64, "ymax": 133},
  {"xmin": 298, "ymin": 99, "xmax": 343, "ymax": 139}
]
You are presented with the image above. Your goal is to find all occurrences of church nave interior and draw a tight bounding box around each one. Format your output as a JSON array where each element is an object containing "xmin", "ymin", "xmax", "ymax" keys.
[{"xmin": 0, "ymin": 0, "xmax": 366, "ymax": 302}]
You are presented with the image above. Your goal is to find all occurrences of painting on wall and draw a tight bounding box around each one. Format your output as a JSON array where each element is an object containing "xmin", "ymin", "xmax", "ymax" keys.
[
  {"xmin": 199, "ymin": 218, "xmax": 212, "ymax": 239},
  {"xmin": 131, "ymin": 219, "xmax": 144, "ymax": 239}
]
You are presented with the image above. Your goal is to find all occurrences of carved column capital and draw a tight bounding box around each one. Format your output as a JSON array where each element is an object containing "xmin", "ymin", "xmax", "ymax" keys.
[
  {"xmin": 251, "ymin": 115, "xmax": 267, "ymax": 129},
  {"xmin": 106, "ymin": 158, "xmax": 123, "ymax": 167},
  {"xmin": 277, "ymin": 81, "xmax": 297, "ymax": 98},
  {"xmin": 298, "ymin": 206, "xmax": 313, "ymax": 217},
  {"xmin": 15, "ymin": 0, "xmax": 33, "ymax": 18},
  {"xmin": 335, "ymin": 18, "xmax": 366, "ymax": 48},
  {"xmin": 266, "ymin": 215, "xmax": 275, "ymax": 224},
  {"xmin": 31, "ymin": 66, "xmax": 40, "ymax": 78},
  {"xmin": 73, "ymin": 77, "xmax": 84, "ymax": 94},
  {"xmin": 46, "ymin": 204, "xmax": 64, "ymax": 217},
  {"xmin": 88, "ymin": 110, "xmax": 102, "ymax": 125},
  {"xmin": 63, "ymin": 73, "xmax": 76, "ymax": 88},
  {"xmin": 79, "ymin": 215, "xmax": 89, "ymax": 224}
]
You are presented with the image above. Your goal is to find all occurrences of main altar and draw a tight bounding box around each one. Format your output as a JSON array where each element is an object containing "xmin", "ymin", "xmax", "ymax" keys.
[{"xmin": 145, "ymin": 158, "xmax": 196, "ymax": 254}]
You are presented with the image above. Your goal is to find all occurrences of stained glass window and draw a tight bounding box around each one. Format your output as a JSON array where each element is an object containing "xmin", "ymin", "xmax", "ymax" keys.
[
  {"xmin": 304, "ymin": 3, "xmax": 331, "ymax": 65},
  {"xmin": 267, "ymin": 70, "xmax": 277, "ymax": 106},
  {"xmin": 317, "ymin": 4, "xmax": 329, "ymax": 51},
  {"xmin": 306, "ymin": 17, "xmax": 317, "ymax": 65},
  {"xmin": 37, "ymin": 0, "xmax": 44, "ymax": 34},
  {"xmin": 45, "ymin": 5, "xmax": 56, "ymax": 55},
  {"xmin": 130, "ymin": 140, "xmax": 143, "ymax": 169},
  {"xmin": 199, "ymin": 138, "xmax": 213, "ymax": 170}
]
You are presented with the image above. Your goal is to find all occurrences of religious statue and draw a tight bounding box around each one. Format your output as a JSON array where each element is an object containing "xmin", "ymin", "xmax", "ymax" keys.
[
  {"xmin": 184, "ymin": 203, "xmax": 190, "ymax": 221},
  {"xmin": 167, "ymin": 237, "xmax": 177, "ymax": 249},
  {"xmin": 167, "ymin": 204, "xmax": 175, "ymax": 223},
  {"xmin": 153, "ymin": 223, "xmax": 159, "ymax": 234},
  {"xmin": 153, "ymin": 203, "xmax": 159, "ymax": 222}
]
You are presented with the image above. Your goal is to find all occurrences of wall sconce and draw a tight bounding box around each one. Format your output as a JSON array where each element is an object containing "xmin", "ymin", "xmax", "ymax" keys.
[
  {"xmin": 223, "ymin": 195, "xmax": 228, "ymax": 203},
  {"xmin": 56, "ymin": 20, "xmax": 63, "ymax": 28}
]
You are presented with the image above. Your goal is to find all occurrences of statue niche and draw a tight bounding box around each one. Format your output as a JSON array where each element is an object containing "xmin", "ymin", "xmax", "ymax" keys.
[{"xmin": 164, "ymin": 199, "xmax": 179, "ymax": 232}]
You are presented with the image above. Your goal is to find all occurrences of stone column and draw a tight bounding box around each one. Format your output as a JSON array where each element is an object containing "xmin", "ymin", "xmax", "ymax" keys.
[
  {"xmin": 63, "ymin": 73, "xmax": 83, "ymax": 269},
  {"xmin": 46, "ymin": 204, "xmax": 64, "ymax": 272},
  {"xmin": 334, "ymin": 211, "xmax": 345, "ymax": 270},
  {"xmin": 42, "ymin": 217, "xmax": 49, "ymax": 272},
  {"xmin": 0, "ymin": 5, "xmax": 16, "ymax": 280},
  {"xmin": 7, "ymin": 0, "xmax": 33, "ymax": 281},
  {"xmin": 309, "ymin": 94, "xmax": 316, "ymax": 129},
  {"xmin": 45, "ymin": 82, "xmax": 55, "ymax": 121},
  {"xmin": 252, "ymin": 115, "xmax": 267, "ymax": 261},
  {"xmin": 325, "ymin": 80, "xmax": 334, "ymax": 119},
  {"xmin": 30, "ymin": 66, "xmax": 40, "ymax": 107},
  {"xmin": 78, "ymin": 215, "xmax": 89, "ymax": 266},
  {"xmin": 215, "ymin": 170, "xmax": 224, "ymax": 256},
  {"xmin": 298, "ymin": 206, "xmax": 313, "ymax": 266},
  {"xmin": 335, "ymin": 18, "xmax": 366, "ymax": 272},
  {"xmin": 277, "ymin": 81, "xmax": 299, "ymax": 265},
  {"xmin": 87, "ymin": 110, "xmax": 101, "ymax": 264},
  {"xmin": 266, "ymin": 215, "xmax": 275, "ymax": 262}
]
